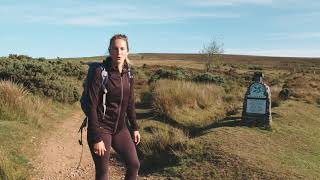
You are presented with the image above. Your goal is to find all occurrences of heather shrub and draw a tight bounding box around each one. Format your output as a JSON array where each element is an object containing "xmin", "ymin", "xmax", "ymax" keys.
[
  {"xmin": 149, "ymin": 68, "xmax": 224, "ymax": 85},
  {"xmin": 192, "ymin": 73, "xmax": 224, "ymax": 85},
  {"xmin": 278, "ymin": 88, "xmax": 292, "ymax": 100},
  {"xmin": 0, "ymin": 56, "xmax": 86, "ymax": 103}
]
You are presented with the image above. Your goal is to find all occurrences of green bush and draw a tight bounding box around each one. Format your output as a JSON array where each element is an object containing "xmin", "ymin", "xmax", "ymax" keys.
[
  {"xmin": 192, "ymin": 73, "xmax": 224, "ymax": 85},
  {"xmin": 278, "ymin": 88, "xmax": 293, "ymax": 100},
  {"xmin": 0, "ymin": 56, "xmax": 86, "ymax": 103},
  {"xmin": 149, "ymin": 68, "xmax": 224, "ymax": 85},
  {"xmin": 149, "ymin": 68, "xmax": 192, "ymax": 83},
  {"xmin": 8, "ymin": 54, "xmax": 32, "ymax": 60}
]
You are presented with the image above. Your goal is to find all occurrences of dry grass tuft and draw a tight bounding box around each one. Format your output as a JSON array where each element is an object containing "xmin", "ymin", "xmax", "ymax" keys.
[
  {"xmin": 0, "ymin": 80, "xmax": 29, "ymax": 107},
  {"xmin": 0, "ymin": 80, "xmax": 51, "ymax": 126},
  {"xmin": 151, "ymin": 79, "xmax": 228, "ymax": 129},
  {"xmin": 282, "ymin": 75, "xmax": 320, "ymax": 104}
]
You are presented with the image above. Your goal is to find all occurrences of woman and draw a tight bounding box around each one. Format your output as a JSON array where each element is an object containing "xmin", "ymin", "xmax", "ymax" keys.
[{"xmin": 87, "ymin": 34, "xmax": 141, "ymax": 180}]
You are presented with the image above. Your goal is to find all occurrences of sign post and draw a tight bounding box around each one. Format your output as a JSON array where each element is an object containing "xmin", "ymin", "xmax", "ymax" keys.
[{"xmin": 242, "ymin": 72, "xmax": 272, "ymax": 128}]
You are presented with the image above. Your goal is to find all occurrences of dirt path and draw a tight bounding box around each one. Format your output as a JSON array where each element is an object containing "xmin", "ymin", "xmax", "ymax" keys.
[{"xmin": 29, "ymin": 110, "xmax": 160, "ymax": 180}]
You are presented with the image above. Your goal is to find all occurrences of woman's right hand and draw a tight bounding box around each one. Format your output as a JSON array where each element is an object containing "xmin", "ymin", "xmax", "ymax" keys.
[{"xmin": 93, "ymin": 141, "xmax": 106, "ymax": 156}]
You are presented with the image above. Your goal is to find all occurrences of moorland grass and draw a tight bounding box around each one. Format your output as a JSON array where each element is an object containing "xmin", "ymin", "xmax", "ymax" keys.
[
  {"xmin": 139, "ymin": 100, "xmax": 320, "ymax": 179},
  {"xmin": 1, "ymin": 53, "xmax": 319, "ymax": 179},
  {"xmin": 151, "ymin": 79, "xmax": 227, "ymax": 131},
  {"xmin": 132, "ymin": 55, "xmax": 320, "ymax": 179}
]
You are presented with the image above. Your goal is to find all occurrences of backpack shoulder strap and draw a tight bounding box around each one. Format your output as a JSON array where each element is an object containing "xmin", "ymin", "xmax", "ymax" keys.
[
  {"xmin": 127, "ymin": 66, "xmax": 134, "ymax": 89},
  {"xmin": 127, "ymin": 65, "xmax": 134, "ymax": 78},
  {"xmin": 100, "ymin": 65, "xmax": 108, "ymax": 90},
  {"xmin": 99, "ymin": 63, "xmax": 109, "ymax": 116}
]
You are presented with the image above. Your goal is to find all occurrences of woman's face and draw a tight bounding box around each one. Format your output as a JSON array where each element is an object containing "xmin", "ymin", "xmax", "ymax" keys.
[{"xmin": 110, "ymin": 38, "xmax": 128, "ymax": 65}]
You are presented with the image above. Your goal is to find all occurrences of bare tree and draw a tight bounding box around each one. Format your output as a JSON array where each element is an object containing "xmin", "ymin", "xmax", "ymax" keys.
[{"xmin": 200, "ymin": 38, "xmax": 224, "ymax": 72}]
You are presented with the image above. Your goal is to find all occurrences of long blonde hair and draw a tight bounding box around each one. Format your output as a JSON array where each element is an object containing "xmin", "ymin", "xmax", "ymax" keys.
[{"xmin": 108, "ymin": 34, "xmax": 131, "ymax": 65}]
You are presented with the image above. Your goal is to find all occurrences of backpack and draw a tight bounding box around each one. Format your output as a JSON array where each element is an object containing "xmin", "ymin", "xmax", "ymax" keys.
[{"xmin": 78, "ymin": 61, "xmax": 108, "ymax": 145}]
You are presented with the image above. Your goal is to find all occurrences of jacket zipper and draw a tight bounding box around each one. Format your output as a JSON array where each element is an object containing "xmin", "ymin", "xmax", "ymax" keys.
[{"xmin": 113, "ymin": 75, "xmax": 123, "ymax": 134}]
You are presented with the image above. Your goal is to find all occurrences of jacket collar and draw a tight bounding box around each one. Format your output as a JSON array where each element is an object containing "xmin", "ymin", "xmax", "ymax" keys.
[{"xmin": 103, "ymin": 56, "xmax": 130, "ymax": 73}]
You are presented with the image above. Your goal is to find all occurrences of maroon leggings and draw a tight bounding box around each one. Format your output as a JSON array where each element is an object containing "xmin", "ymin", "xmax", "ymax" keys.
[{"xmin": 87, "ymin": 128, "xmax": 140, "ymax": 180}]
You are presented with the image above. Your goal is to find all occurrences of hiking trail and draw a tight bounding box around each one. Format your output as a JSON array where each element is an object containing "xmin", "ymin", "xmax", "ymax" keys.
[{"xmin": 29, "ymin": 110, "xmax": 161, "ymax": 180}]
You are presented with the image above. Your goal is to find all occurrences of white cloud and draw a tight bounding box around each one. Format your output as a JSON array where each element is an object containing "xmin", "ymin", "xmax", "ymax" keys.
[{"xmin": 0, "ymin": 2, "xmax": 240, "ymax": 26}]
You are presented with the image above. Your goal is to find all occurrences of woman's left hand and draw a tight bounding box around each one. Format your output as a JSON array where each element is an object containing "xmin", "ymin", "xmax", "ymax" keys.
[{"xmin": 133, "ymin": 131, "xmax": 141, "ymax": 145}]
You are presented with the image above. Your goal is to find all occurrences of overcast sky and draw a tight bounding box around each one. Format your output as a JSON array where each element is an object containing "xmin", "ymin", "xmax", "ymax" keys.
[{"xmin": 0, "ymin": 0, "xmax": 319, "ymax": 58}]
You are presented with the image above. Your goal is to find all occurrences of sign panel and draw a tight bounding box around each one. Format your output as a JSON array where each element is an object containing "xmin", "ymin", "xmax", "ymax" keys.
[{"xmin": 246, "ymin": 99, "xmax": 267, "ymax": 114}]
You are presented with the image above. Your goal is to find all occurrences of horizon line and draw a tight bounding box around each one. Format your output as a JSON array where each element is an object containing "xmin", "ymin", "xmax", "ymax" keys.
[{"xmin": 1, "ymin": 52, "xmax": 320, "ymax": 60}]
